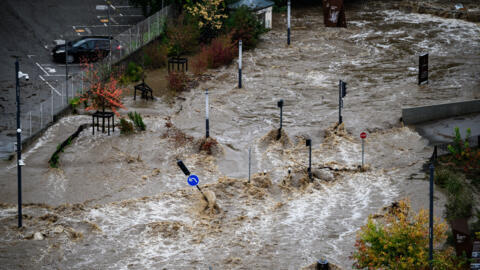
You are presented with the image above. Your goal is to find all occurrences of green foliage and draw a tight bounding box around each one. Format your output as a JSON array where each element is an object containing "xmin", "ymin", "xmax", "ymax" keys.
[
  {"xmin": 120, "ymin": 62, "xmax": 144, "ymax": 84},
  {"xmin": 226, "ymin": 6, "xmax": 266, "ymax": 50},
  {"xmin": 69, "ymin": 96, "xmax": 81, "ymax": 113},
  {"xmin": 447, "ymin": 127, "xmax": 471, "ymax": 157},
  {"xmin": 167, "ymin": 15, "xmax": 201, "ymax": 57},
  {"xmin": 435, "ymin": 168, "xmax": 473, "ymax": 222},
  {"xmin": 352, "ymin": 199, "xmax": 468, "ymax": 269},
  {"xmin": 119, "ymin": 118, "xmax": 134, "ymax": 135},
  {"xmin": 128, "ymin": 111, "xmax": 146, "ymax": 131}
]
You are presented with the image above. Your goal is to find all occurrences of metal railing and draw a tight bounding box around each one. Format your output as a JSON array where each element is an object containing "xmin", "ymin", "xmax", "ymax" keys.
[{"xmin": 1, "ymin": 5, "xmax": 171, "ymax": 153}]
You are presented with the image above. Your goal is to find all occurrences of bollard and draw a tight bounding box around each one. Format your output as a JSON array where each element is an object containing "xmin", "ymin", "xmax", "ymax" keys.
[
  {"xmin": 248, "ymin": 146, "xmax": 251, "ymax": 183},
  {"xmin": 338, "ymin": 80, "xmax": 347, "ymax": 125},
  {"xmin": 238, "ymin": 40, "xmax": 242, "ymax": 88},
  {"xmin": 316, "ymin": 258, "xmax": 329, "ymax": 270},
  {"xmin": 306, "ymin": 139, "xmax": 312, "ymax": 181},
  {"xmin": 205, "ymin": 89, "xmax": 209, "ymax": 138},
  {"xmin": 277, "ymin": 99, "xmax": 284, "ymax": 140},
  {"xmin": 287, "ymin": 0, "xmax": 291, "ymax": 45}
]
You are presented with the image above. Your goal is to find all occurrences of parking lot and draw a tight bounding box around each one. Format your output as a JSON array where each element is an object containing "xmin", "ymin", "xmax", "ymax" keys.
[{"xmin": 0, "ymin": 0, "xmax": 148, "ymax": 157}]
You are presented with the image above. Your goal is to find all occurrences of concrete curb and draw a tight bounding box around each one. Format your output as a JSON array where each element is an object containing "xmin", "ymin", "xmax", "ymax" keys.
[{"xmin": 402, "ymin": 99, "xmax": 480, "ymax": 125}]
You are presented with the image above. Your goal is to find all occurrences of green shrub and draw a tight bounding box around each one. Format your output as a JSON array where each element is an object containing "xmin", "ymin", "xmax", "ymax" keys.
[
  {"xmin": 69, "ymin": 96, "xmax": 81, "ymax": 113},
  {"xmin": 226, "ymin": 6, "xmax": 266, "ymax": 50},
  {"xmin": 447, "ymin": 127, "xmax": 471, "ymax": 158},
  {"xmin": 120, "ymin": 62, "xmax": 144, "ymax": 84},
  {"xmin": 435, "ymin": 168, "xmax": 473, "ymax": 221},
  {"xmin": 119, "ymin": 118, "xmax": 134, "ymax": 134},
  {"xmin": 128, "ymin": 111, "xmax": 146, "ymax": 131}
]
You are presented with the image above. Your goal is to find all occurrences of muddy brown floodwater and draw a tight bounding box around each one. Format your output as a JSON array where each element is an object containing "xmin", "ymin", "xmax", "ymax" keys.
[{"xmin": 1, "ymin": 1, "xmax": 479, "ymax": 269}]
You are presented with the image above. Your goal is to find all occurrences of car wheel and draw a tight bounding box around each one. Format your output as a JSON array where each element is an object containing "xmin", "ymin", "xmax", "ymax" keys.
[{"xmin": 66, "ymin": 55, "xmax": 74, "ymax": 64}]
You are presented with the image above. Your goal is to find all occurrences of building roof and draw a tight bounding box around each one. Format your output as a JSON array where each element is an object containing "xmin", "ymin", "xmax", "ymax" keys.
[{"xmin": 228, "ymin": 0, "xmax": 274, "ymax": 11}]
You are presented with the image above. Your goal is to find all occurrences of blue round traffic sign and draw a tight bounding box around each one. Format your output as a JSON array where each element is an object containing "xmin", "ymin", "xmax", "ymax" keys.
[{"xmin": 187, "ymin": 174, "xmax": 199, "ymax": 186}]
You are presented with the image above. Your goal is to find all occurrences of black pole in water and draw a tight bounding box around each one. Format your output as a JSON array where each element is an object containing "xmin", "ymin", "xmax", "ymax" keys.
[
  {"xmin": 238, "ymin": 40, "xmax": 242, "ymax": 88},
  {"xmin": 429, "ymin": 163, "xmax": 434, "ymax": 269},
  {"xmin": 15, "ymin": 58, "xmax": 22, "ymax": 228},
  {"xmin": 306, "ymin": 139, "xmax": 312, "ymax": 182},
  {"xmin": 205, "ymin": 89, "xmax": 209, "ymax": 138},
  {"xmin": 277, "ymin": 99, "xmax": 284, "ymax": 140},
  {"xmin": 287, "ymin": 0, "xmax": 291, "ymax": 45},
  {"xmin": 338, "ymin": 80, "xmax": 347, "ymax": 125}
]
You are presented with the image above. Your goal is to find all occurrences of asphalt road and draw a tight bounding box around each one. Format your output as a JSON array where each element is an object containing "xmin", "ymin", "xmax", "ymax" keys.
[{"xmin": 0, "ymin": 0, "xmax": 146, "ymax": 157}]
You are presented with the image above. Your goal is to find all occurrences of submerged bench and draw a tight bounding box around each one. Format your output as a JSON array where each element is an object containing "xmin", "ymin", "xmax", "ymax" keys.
[{"xmin": 134, "ymin": 82, "xmax": 153, "ymax": 100}]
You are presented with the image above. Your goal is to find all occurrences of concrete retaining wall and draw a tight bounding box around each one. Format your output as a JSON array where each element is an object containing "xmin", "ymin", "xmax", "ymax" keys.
[{"xmin": 402, "ymin": 99, "xmax": 480, "ymax": 125}]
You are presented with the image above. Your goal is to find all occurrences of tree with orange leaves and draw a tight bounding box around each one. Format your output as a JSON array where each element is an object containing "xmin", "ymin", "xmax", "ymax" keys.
[{"xmin": 80, "ymin": 62, "xmax": 125, "ymax": 116}]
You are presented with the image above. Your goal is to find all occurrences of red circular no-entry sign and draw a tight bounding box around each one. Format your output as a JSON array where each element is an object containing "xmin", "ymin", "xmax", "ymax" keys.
[{"xmin": 360, "ymin": 132, "xmax": 367, "ymax": 139}]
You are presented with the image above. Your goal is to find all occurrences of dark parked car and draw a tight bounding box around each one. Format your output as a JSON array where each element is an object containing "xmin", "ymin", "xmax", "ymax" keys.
[{"xmin": 51, "ymin": 36, "xmax": 122, "ymax": 63}]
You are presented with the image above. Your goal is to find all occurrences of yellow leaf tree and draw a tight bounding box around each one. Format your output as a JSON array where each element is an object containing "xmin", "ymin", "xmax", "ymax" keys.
[
  {"xmin": 352, "ymin": 199, "xmax": 468, "ymax": 269},
  {"xmin": 185, "ymin": 0, "xmax": 227, "ymax": 42}
]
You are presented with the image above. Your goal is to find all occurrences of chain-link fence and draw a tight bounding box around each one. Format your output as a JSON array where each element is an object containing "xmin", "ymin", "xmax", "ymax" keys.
[{"xmin": 1, "ymin": 5, "xmax": 171, "ymax": 154}]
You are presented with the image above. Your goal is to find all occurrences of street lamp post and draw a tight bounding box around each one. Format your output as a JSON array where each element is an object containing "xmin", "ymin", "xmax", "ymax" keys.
[{"xmin": 15, "ymin": 57, "xmax": 28, "ymax": 228}]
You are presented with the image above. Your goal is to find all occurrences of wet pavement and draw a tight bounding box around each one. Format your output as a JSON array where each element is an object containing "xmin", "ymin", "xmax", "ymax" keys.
[{"xmin": 0, "ymin": 1, "xmax": 479, "ymax": 268}]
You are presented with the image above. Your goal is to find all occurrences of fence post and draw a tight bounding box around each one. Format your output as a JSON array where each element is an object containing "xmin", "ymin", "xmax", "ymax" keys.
[
  {"xmin": 51, "ymin": 89, "xmax": 53, "ymax": 121},
  {"xmin": 148, "ymin": 16, "xmax": 151, "ymax": 41},
  {"xmin": 157, "ymin": 12, "xmax": 160, "ymax": 36},
  {"xmin": 40, "ymin": 103, "xmax": 43, "ymax": 128}
]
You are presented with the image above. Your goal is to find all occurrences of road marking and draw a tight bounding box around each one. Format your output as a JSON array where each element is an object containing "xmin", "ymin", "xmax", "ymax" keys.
[
  {"xmin": 35, "ymin": 62, "xmax": 49, "ymax": 76},
  {"xmin": 27, "ymin": 55, "xmax": 36, "ymax": 58},
  {"xmin": 109, "ymin": 4, "xmax": 116, "ymax": 10},
  {"xmin": 45, "ymin": 67, "xmax": 56, "ymax": 73},
  {"xmin": 103, "ymin": 23, "xmax": 107, "ymax": 26},
  {"xmin": 111, "ymin": 17, "xmax": 118, "ymax": 24},
  {"xmin": 72, "ymin": 26, "xmax": 81, "ymax": 36},
  {"xmin": 85, "ymin": 27, "xmax": 92, "ymax": 34},
  {"xmin": 39, "ymin": 75, "xmax": 61, "ymax": 95}
]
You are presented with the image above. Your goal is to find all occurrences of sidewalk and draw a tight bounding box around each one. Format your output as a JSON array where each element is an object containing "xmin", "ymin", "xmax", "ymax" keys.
[{"xmin": 412, "ymin": 112, "xmax": 480, "ymax": 145}]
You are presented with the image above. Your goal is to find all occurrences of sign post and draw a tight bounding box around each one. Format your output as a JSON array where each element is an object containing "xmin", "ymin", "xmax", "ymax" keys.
[
  {"xmin": 238, "ymin": 40, "xmax": 242, "ymax": 88},
  {"xmin": 205, "ymin": 89, "xmax": 209, "ymax": 138},
  {"xmin": 287, "ymin": 0, "xmax": 291, "ymax": 45},
  {"xmin": 177, "ymin": 160, "xmax": 208, "ymax": 203},
  {"xmin": 277, "ymin": 99, "xmax": 284, "ymax": 140},
  {"xmin": 306, "ymin": 139, "xmax": 312, "ymax": 182},
  {"xmin": 360, "ymin": 132, "xmax": 367, "ymax": 168},
  {"xmin": 419, "ymin": 53, "xmax": 428, "ymax": 85}
]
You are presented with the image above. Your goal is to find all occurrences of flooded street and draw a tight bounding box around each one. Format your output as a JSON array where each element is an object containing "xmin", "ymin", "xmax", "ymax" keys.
[{"xmin": 1, "ymin": 1, "xmax": 479, "ymax": 268}]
